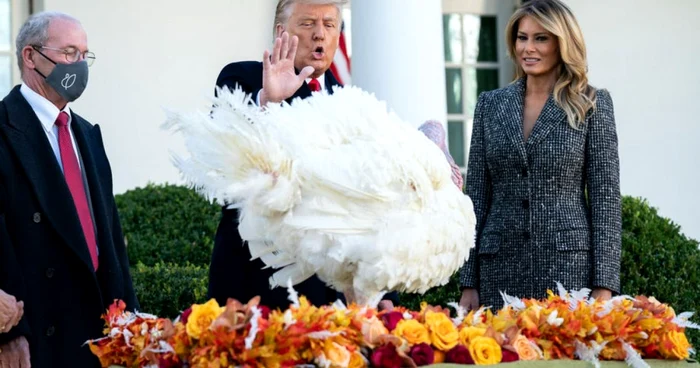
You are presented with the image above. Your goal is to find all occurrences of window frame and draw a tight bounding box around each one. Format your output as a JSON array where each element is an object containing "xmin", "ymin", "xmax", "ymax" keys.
[{"xmin": 442, "ymin": 0, "xmax": 517, "ymax": 174}]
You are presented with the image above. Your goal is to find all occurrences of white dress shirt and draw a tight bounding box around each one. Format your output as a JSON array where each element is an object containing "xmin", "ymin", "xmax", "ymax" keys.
[{"xmin": 19, "ymin": 83, "xmax": 81, "ymax": 171}]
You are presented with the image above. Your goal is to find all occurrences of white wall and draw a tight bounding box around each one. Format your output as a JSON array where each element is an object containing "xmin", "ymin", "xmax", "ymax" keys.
[
  {"xmin": 39, "ymin": 0, "xmax": 276, "ymax": 194},
  {"xmin": 565, "ymin": 0, "xmax": 700, "ymax": 241}
]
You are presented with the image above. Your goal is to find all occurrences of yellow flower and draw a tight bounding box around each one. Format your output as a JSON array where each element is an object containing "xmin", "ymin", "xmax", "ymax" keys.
[
  {"xmin": 348, "ymin": 352, "xmax": 367, "ymax": 368},
  {"xmin": 185, "ymin": 299, "xmax": 225, "ymax": 339},
  {"xmin": 512, "ymin": 335, "xmax": 542, "ymax": 361},
  {"xmin": 425, "ymin": 311, "xmax": 459, "ymax": 351},
  {"xmin": 659, "ymin": 330, "xmax": 691, "ymax": 360},
  {"xmin": 469, "ymin": 336, "xmax": 502, "ymax": 365},
  {"xmin": 459, "ymin": 326, "xmax": 486, "ymax": 347},
  {"xmin": 323, "ymin": 341, "xmax": 352, "ymax": 367},
  {"xmin": 362, "ymin": 316, "xmax": 389, "ymax": 348},
  {"xmin": 393, "ymin": 319, "xmax": 430, "ymax": 345}
]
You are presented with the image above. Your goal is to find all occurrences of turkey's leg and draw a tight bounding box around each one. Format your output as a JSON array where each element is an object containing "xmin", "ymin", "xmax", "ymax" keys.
[{"xmin": 343, "ymin": 288, "xmax": 385, "ymax": 309}]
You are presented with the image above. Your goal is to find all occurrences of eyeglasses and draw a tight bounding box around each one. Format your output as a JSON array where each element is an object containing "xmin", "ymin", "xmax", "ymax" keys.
[{"xmin": 32, "ymin": 45, "xmax": 96, "ymax": 66}]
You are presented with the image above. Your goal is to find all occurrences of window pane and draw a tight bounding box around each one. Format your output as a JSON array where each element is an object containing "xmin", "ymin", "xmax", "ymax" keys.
[
  {"xmin": 477, "ymin": 16, "xmax": 498, "ymax": 62},
  {"xmin": 476, "ymin": 68, "xmax": 499, "ymax": 95},
  {"xmin": 443, "ymin": 14, "xmax": 462, "ymax": 63},
  {"xmin": 445, "ymin": 68, "xmax": 463, "ymax": 114},
  {"xmin": 0, "ymin": 55, "xmax": 11, "ymax": 98},
  {"xmin": 465, "ymin": 67, "xmax": 499, "ymax": 117},
  {"xmin": 463, "ymin": 15, "xmax": 498, "ymax": 63},
  {"xmin": 448, "ymin": 120, "xmax": 465, "ymax": 167},
  {"xmin": 0, "ymin": 0, "xmax": 10, "ymax": 52},
  {"xmin": 462, "ymin": 15, "xmax": 480, "ymax": 64}
]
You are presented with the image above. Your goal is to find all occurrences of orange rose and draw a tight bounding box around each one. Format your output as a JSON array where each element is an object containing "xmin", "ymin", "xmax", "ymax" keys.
[
  {"xmin": 459, "ymin": 326, "xmax": 486, "ymax": 347},
  {"xmin": 393, "ymin": 319, "xmax": 430, "ymax": 345},
  {"xmin": 425, "ymin": 311, "xmax": 459, "ymax": 351},
  {"xmin": 659, "ymin": 330, "xmax": 691, "ymax": 360},
  {"xmin": 512, "ymin": 335, "xmax": 542, "ymax": 361},
  {"xmin": 348, "ymin": 352, "xmax": 367, "ymax": 368},
  {"xmin": 362, "ymin": 316, "xmax": 389, "ymax": 348},
  {"xmin": 433, "ymin": 350, "xmax": 446, "ymax": 363},
  {"xmin": 469, "ymin": 336, "xmax": 502, "ymax": 365},
  {"xmin": 323, "ymin": 341, "xmax": 352, "ymax": 367}
]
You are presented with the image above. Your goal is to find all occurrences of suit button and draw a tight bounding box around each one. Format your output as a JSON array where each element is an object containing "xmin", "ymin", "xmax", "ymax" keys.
[
  {"xmin": 522, "ymin": 168, "xmax": 528, "ymax": 177},
  {"xmin": 524, "ymin": 232, "xmax": 531, "ymax": 240},
  {"xmin": 46, "ymin": 326, "xmax": 55, "ymax": 337},
  {"xmin": 33, "ymin": 212, "xmax": 41, "ymax": 223},
  {"xmin": 522, "ymin": 199, "xmax": 530, "ymax": 209},
  {"xmin": 45, "ymin": 268, "xmax": 55, "ymax": 278}
]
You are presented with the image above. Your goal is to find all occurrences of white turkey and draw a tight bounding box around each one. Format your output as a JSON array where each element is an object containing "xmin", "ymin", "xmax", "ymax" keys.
[{"xmin": 164, "ymin": 86, "xmax": 477, "ymax": 307}]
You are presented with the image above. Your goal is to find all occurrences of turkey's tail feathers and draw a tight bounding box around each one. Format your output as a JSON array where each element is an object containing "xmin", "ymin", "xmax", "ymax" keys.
[{"xmin": 162, "ymin": 86, "xmax": 300, "ymax": 213}]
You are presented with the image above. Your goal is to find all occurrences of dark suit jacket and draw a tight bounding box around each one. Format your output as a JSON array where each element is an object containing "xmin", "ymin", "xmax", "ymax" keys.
[
  {"xmin": 459, "ymin": 77, "xmax": 621, "ymax": 308},
  {"xmin": 208, "ymin": 61, "xmax": 398, "ymax": 310},
  {"xmin": 0, "ymin": 86, "xmax": 138, "ymax": 368}
]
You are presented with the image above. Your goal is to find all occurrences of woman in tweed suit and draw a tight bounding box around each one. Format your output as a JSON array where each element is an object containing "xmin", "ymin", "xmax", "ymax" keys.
[{"xmin": 459, "ymin": 0, "xmax": 621, "ymax": 310}]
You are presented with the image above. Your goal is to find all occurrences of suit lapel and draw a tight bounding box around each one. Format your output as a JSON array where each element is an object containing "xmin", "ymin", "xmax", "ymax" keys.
[
  {"xmin": 1, "ymin": 87, "xmax": 96, "ymax": 271},
  {"xmin": 525, "ymin": 93, "xmax": 567, "ymax": 153},
  {"xmin": 497, "ymin": 78, "xmax": 528, "ymax": 165},
  {"xmin": 72, "ymin": 117, "xmax": 121, "ymax": 306},
  {"xmin": 324, "ymin": 69, "xmax": 342, "ymax": 93},
  {"xmin": 291, "ymin": 84, "xmax": 312, "ymax": 102},
  {"xmin": 71, "ymin": 117, "xmax": 108, "ymax": 253}
]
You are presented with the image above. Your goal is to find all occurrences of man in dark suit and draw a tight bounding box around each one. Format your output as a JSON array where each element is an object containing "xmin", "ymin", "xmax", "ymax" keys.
[
  {"xmin": 208, "ymin": 0, "xmax": 398, "ymax": 311},
  {"xmin": 0, "ymin": 11, "xmax": 138, "ymax": 367}
]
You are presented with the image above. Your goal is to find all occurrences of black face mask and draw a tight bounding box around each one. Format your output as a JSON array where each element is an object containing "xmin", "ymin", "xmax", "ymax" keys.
[{"xmin": 33, "ymin": 49, "xmax": 89, "ymax": 102}]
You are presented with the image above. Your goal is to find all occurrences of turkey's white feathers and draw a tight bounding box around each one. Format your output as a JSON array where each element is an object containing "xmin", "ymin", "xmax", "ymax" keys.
[{"xmin": 165, "ymin": 85, "xmax": 477, "ymax": 306}]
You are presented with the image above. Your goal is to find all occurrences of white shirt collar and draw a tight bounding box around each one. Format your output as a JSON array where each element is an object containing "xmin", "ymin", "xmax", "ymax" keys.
[
  {"xmin": 19, "ymin": 83, "xmax": 72, "ymax": 130},
  {"xmin": 306, "ymin": 74, "xmax": 326, "ymax": 91}
]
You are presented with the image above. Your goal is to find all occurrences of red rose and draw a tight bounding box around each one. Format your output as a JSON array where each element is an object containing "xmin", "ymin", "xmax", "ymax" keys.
[
  {"xmin": 643, "ymin": 345, "xmax": 661, "ymax": 359},
  {"xmin": 501, "ymin": 349, "xmax": 520, "ymax": 363},
  {"xmin": 445, "ymin": 345, "xmax": 474, "ymax": 364},
  {"xmin": 259, "ymin": 305, "xmax": 271, "ymax": 319},
  {"xmin": 409, "ymin": 343, "xmax": 435, "ymax": 366},
  {"xmin": 179, "ymin": 307, "xmax": 192, "ymax": 324},
  {"xmin": 371, "ymin": 344, "xmax": 402, "ymax": 368},
  {"xmin": 380, "ymin": 311, "xmax": 404, "ymax": 331},
  {"xmin": 158, "ymin": 355, "xmax": 181, "ymax": 368}
]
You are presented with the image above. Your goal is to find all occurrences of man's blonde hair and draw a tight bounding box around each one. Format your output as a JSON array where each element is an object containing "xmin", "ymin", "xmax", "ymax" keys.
[{"xmin": 273, "ymin": 0, "xmax": 347, "ymax": 38}]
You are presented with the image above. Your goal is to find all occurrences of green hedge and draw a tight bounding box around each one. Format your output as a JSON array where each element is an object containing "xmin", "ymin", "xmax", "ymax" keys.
[
  {"xmin": 118, "ymin": 185, "xmax": 699, "ymax": 347},
  {"xmin": 115, "ymin": 183, "xmax": 220, "ymax": 267},
  {"xmin": 131, "ymin": 262, "xmax": 209, "ymax": 318},
  {"xmin": 619, "ymin": 196, "xmax": 700, "ymax": 348}
]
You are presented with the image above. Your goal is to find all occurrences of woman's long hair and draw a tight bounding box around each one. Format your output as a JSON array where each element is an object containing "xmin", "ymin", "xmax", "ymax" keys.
[{"xmin": 506, "ymin": 0, "xmax": 596, "ymax": 128}]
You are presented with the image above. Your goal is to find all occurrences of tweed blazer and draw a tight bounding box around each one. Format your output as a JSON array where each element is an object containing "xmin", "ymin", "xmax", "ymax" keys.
[{"xmin": 459, "ymin": 77, "xmax": 621, "ymax": 309}]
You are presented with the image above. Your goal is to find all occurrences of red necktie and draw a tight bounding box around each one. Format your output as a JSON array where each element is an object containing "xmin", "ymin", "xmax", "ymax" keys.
[
  {"xmin": 55, "ymin": 111, "xmax": 99, "ymax": 271},
  {"xmin": 308, "ymin": 78, "xmax": 321, "ymax": 92}
]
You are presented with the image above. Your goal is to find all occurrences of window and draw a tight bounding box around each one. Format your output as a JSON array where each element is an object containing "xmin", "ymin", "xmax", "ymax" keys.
[
  {"xmin": 442, "ymin": 0, "xmax": 517, "ymax": 172},
  {"xmin": 443, "ymin": 13, "xmax": 501, "ymax": 169},
  {"xmin": 0, "ymin": 0, "xmax": 12, "ymax": 97}
]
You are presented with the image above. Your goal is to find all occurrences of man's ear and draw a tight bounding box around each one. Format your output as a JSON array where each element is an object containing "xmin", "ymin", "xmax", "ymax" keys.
[
  {"xmin": 275, "ymin": 24, "xmax": 285, "ymax": 38},
  {"xmin": 22, "ymin": 46, "xmax": 36, "ymax": 69}
]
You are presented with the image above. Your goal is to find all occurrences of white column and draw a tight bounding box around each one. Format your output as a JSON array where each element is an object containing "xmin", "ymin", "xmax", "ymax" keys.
[{"xmin": 350, "ymin": 0, "xmax": 446, "ymax": 128}]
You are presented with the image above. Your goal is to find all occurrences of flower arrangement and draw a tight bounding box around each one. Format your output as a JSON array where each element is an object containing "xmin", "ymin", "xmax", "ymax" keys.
[{"xmin": 87, "ymin": 284, "xmax": 698, "ymax": 367}]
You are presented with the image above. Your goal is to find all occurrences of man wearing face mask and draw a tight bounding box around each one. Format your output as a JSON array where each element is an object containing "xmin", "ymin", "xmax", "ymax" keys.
[
  {"xmin": 0, "ymin": 11, "xmax": 138, "ymax": 368},
  {"xmin": 208, "ymin": 0, "xmax": 399, "ymax": 312}
]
